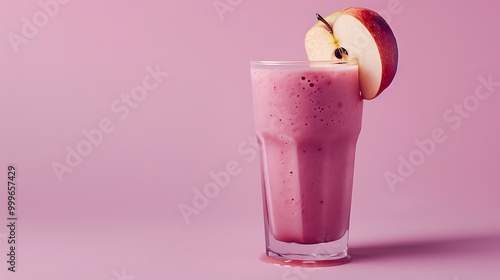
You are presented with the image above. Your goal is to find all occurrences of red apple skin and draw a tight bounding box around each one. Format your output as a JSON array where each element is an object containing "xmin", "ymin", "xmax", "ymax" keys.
[{"xmin": 343, "ymin": 7, "xmax": 399, "ymax": 99}]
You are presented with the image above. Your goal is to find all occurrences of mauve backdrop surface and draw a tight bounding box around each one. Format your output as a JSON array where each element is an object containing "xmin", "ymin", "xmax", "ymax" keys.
[{"xmin": 0, "ymin": 0, "xmax": 499, "ymax": 279}]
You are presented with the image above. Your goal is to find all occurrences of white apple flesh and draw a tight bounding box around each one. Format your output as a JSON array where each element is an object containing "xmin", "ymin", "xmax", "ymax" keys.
[{"xmin": 305, "ymin": 7, "xmax": 398, "ymax": 100}]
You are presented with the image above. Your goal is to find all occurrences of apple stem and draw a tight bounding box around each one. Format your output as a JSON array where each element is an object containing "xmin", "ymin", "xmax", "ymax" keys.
[
  {"xmin": 316, "ymin": 12, "xmax": 349, "ymax": 60},
  {"xmin": 316, "ymin": 13, "xmax": 334, "ymax": 34}
]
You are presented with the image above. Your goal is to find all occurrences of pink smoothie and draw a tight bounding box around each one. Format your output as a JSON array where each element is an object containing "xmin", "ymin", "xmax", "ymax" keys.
[{"xmin": 251, "ymin": 62, "xmax": 363, "ymax": 244}]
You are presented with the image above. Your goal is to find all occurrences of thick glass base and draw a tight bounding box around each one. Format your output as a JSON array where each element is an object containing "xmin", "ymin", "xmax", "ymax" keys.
[{"xmin": 266, "ymin": 230, "xmax": 349, "ymax": 261}]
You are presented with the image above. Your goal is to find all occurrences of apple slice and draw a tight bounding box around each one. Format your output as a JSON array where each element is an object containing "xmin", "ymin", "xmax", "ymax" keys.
[{"xmin": 305, "ymin": 7, "xmax": 398, "ymax": 100}]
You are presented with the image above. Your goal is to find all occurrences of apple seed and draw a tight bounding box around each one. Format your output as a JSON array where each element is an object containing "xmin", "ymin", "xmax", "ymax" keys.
[{"xmin": 334, "ymin": 47, "xmax": 348, "ymax": 59}]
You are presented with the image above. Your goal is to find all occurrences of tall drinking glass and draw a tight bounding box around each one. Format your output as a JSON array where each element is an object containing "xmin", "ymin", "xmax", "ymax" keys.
[{"xmin": 250, "ymin": 60, "xmax": 363, "ymax": 261}]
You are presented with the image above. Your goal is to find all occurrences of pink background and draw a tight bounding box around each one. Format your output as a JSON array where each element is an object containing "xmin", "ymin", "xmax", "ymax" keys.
[{"xmin": 1, "ymin": 0, "xmax": 499, "ymax": 279}]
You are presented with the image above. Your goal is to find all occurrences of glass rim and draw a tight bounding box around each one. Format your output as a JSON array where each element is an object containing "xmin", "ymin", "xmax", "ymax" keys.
[{"xmin": 250, "ymin": 60, "xmax": 357, "ymax": 67}]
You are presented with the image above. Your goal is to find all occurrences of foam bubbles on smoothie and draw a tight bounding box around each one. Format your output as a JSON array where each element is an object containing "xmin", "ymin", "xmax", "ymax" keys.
[{"xmin": 261, "ymin": 71, "xmax": 353, "ymax": 131}]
